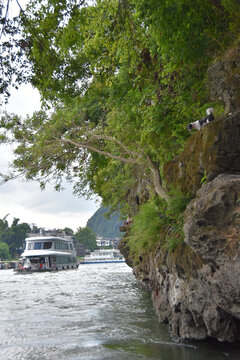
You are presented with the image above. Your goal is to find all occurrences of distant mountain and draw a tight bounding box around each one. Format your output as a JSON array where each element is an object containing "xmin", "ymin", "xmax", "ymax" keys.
[{"xmin": 86, "ymin": 206, "xmax": 123, "ymax": 238}]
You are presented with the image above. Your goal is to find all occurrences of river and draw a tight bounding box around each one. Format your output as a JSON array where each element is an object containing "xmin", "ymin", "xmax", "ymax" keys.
[{"xmin": 0, "ymin": 264, "xmax": 239, "ymax": 360}]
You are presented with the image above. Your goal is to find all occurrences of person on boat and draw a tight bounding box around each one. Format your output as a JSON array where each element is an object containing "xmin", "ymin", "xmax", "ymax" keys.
[
  {"xmin": 23, "ymin": 258, "xmax": 31, "ymax": 270},
  {"xmin": 187, "ymin": 108, "xmax": 214, "ymax": 131}
]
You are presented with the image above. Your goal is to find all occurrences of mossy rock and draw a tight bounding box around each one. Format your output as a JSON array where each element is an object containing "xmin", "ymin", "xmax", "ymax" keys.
[{"xmin": 163, "ymin": 110, "xmax": 240, "ymax": 196}]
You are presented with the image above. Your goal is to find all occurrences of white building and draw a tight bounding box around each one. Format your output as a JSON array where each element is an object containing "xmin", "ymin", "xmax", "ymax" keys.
[{"xmin": 96, "ymin": 237, "xmax": 120, "ymax": 248}]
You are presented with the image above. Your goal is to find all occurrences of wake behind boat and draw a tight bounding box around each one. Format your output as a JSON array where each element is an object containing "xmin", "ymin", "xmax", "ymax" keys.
[
  {"xmin": 81, "ymin": 249, "xmax": 125, "ymax": 264},
  {"xmin": 14, "ymin": 236, "xmax": 79, "ymax": 273}
]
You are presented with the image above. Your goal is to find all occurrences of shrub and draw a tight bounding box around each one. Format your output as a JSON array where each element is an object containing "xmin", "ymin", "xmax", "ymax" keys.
[
  {"xmin": 126, "ymin": 199, "xmax": 165, "ymax": 262},
  {"xmin": 125, "ymin": 190, "xmax": 192, "ymax": 263}
]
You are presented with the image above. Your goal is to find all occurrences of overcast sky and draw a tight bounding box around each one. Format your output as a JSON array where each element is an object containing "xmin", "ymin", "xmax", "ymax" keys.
[
  {"xmin": 0, "ymin": 0, "xmax": 100, "ymax": 231},
  {"xmin": 0, "ymin": 83, "xmax": 100, "ymax": 233}
]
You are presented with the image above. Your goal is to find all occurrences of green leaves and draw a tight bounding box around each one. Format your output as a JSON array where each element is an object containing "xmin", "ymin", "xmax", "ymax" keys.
[
  {"xmin": 1, "ymin": 0, "xmax": 239, "ymax": 229},
  {"xmin": 75, "ymin": 227, "xmax": 98, "ymax": 252},
  {"xmin": 0, "ymin": 218, "xmax": 30, "ymax": 258},
  {"xmin": 0, "ymin": 242, "xmax": 10, "ymax": 260},
  {"xmin": 136, "ymin": 0, "xmax": 235, "ymax": 64}
]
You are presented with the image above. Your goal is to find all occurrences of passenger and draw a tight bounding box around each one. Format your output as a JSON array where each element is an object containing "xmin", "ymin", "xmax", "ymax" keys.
[{"xmin": 23, "ymin": 258, "xmax": 31, "ymax": 270}]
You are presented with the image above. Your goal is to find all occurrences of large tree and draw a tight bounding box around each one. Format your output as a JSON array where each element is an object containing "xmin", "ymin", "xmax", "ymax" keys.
[
  {"xmin": 75, "ymin": 227, "xmax": 98, "ymax": 251},
  {"xmin": 1, "ymin": 0, "xmax": 239, "ymax": 214},
  {"xmin": 0, "ymin": 218, "xmax": 30, "ymax": 258},
  {"xmin": 0, "ymin": 241, "xmax": 10, "ymax": 260}
]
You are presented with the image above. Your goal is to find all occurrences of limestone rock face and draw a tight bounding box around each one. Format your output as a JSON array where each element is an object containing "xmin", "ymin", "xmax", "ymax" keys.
[
  {"xmin": 163, "ymin": 110, "xmax": 240, "ymax": 195},
  {"xmin": 133, "ymin": 174, "xmax": 240, "ymax": 342},
  {"xmin": 184, "ymin": 174, "xmax": 240, "ymax": 341},
  {"xmin": 207, "ymin": 59, "xmax": 240, "ymax": 114}
]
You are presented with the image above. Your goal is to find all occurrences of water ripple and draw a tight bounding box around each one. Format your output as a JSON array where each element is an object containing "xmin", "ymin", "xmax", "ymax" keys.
[{"xmin": 0, "ymin": 266, "xmax": 239, "ymax": 360}]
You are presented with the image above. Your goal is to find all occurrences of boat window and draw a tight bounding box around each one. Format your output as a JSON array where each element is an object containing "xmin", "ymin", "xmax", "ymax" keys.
[
  {"xmin": 31, "ymin": 258, "xmax": 39, "ymax": 264},
  {"xmin": 27, "ymin": 243, "xmax": 33, "ymax": 250},
  {"xmin": 55, "ymin": 256, "xmax": 76, "ymax": 264},
  {"xmin": 34, "ymin": 242, "xmax": 42, "ymax": 250},
  {"xmin": 55, "ymin": 241, "xmax": 69, "ymax": 250},
  {"xmin": 69, "ymin": 244, "xmax": 73, "ymax": 250},
  {"xmin": 43, "ymin": 242, "xmax": 52, "ymax": 249}
]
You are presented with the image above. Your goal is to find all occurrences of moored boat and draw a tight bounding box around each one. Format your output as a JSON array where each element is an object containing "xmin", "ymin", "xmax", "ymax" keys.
[
  {"xmin": 14, "ymin": 236, "xmax": 79, "ymax": 273},
  {"xmin": 80, "ymin": 249, "xmax": 125, "ymax": 264}
]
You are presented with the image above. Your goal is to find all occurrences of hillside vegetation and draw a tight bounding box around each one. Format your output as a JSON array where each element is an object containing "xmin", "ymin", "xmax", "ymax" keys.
[{"xmin": 87, "ymin": 207, "xmax": 122, "ymax": 238}]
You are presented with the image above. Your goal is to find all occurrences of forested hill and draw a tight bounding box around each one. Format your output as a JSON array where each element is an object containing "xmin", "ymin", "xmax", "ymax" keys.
[{"xmin": 87, "ymin": 207, "xmax": 122, "ymax": 238}]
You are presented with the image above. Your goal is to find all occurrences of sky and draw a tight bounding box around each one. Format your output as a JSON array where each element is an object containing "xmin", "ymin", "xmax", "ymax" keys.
[
  {"xmin": 0, "ymin": 1, "xmax": 100, "ymax": 231},
  {"xmin": 0, "ymin": 85, "xmax": 100, "ymax": 231}
]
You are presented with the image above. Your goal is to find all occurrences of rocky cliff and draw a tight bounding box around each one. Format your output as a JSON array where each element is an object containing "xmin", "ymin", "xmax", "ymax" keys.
[
  {"xmin": 127, "ymin": 59, "xmax": 240, "ymax": 343},
  {"xmin": 133, "ymin": 174, "xmax": 240, "ymax": 342}
]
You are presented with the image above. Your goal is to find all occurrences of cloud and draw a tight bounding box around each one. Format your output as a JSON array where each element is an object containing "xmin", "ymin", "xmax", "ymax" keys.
[
  {"xmin": 0, "ymin": 178, "xmax": 100, "ymax": 231},
  {"xmin": 0, "ymin": 49, "xmax": 101, "ymax": 232},
  {"xmin": 0, "ymin": 85, "xmax": 100, "ymax": 231},
  {"xmin": 2, "ymin": 85, "xmax": 41, "ymax": 117}
]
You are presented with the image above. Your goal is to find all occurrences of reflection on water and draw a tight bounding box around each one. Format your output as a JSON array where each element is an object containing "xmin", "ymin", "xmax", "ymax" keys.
[{"xmin": 0, "ymin": 264, "xmax": 239, "ymax": 360}]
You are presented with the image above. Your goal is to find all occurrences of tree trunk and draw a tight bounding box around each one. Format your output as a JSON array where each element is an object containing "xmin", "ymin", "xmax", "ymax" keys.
[{"xmin": 146, "ymin": 155, "xmax": 170, "ymax": 202}]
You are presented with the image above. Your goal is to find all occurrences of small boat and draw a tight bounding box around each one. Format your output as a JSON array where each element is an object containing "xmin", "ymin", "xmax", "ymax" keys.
[
  {"xmin": 80, "ymin": 249, "xmax": 125, "ymax": 264},
  {"xmin": 14, "ymin": 236, "xmax": 79, "ymax": 273}
]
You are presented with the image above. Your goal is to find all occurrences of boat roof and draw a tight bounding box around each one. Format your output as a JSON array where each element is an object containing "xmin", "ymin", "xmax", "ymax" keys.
[
  {"xmin": 91, "ymin": 249, "xmax": 120, "ymax": 253},
  {"xmin": 21, "ymin": 250, "xmax": 74, "ymax": 257},
  {"xmin": 25, "ymin": 236, "xmax": 73, "ymax": 242}
]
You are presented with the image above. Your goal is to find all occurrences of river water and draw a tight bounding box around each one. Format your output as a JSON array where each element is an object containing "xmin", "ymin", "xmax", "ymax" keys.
[{"xmin": 0, "ymin": 264, "xmax": 239, "ymax": 360}]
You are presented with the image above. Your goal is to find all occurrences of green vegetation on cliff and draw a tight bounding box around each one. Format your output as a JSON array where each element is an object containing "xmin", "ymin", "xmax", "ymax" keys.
[
  {"xmin": 1, "ymin": 1, "xmax": 240, "ymax": 261},
  {"xmin": 126, "ymin": 190, "xmax": 192, "ymax": 263}
]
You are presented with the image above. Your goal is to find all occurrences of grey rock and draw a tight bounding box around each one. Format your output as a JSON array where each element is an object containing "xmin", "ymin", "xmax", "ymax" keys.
[
  {"xmin": 134, "ymin": 174, "xmax": 240, "ymax": 342},
  {"xmin": 208, "ymin": 60, "xmax": 240, "ymax": 114}
]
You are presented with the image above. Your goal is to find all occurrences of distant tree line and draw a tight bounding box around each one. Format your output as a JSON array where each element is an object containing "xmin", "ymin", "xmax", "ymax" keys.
[{"xmin": 0, "ymin": 216, "xmax": 31, "ymax": 260}]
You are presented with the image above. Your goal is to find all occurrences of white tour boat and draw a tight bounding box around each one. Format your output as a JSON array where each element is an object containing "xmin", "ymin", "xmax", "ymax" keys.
[
  {"xmin": 81, "ymin": 249, "xmax": 125, "ymax": 264},
  {"xmin": 14, "ymin": 236, "xmax": 79, "ymax": 272}
]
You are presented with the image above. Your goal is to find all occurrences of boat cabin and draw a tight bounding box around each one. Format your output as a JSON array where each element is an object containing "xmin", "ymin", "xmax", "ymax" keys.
[{"xmin": 16, "ymin": 236, "xmax": 78, "ymax": 272}]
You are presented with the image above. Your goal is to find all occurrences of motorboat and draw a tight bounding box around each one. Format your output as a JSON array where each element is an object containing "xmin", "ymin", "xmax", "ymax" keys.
[
  {"xmin": 14, "ymin": 236, "xmax": 79, "ymax": 272},
  {"xmin": 81, "ymin": 249, "xmax": 125, "ymax": 264}
]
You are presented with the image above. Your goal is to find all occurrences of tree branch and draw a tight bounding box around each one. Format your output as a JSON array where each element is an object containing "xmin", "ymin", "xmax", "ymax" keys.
[
  {"xmin": 53, "ymin": 136, "xmax": 143, "ymax": 165},
  {"xmin": 88, "ymin": 133, "xmax": 140, "ymax": 158}
]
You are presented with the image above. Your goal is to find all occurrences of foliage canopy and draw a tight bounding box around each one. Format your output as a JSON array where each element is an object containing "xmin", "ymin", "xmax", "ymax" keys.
[
  {"xmin": 1, "ymin": 0, "xmax": 240, "ymax": 255},
  {"xmin": 0, "ymin": 217, "xmax": 31, "ymax": 258},
  {"xmin": 0, "ymin": 241, "xmax": 10, "ymax": 260},
  {"xmin": 75, "ymin": 226, "xmax": 98, "ymax": 251}
]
